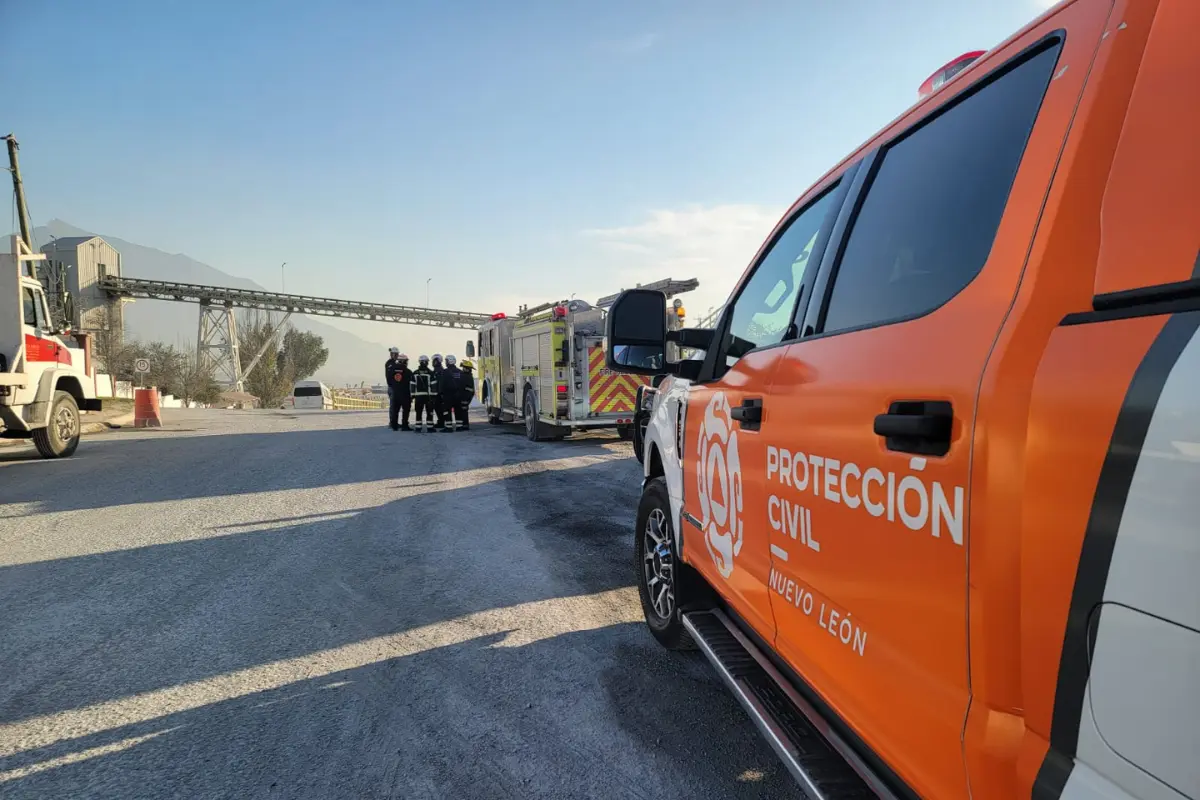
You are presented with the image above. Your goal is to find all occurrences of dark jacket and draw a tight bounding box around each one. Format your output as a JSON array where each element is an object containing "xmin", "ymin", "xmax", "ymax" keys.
[
  {"xmin": 439, "ymin": 365, "xmax": 470, "ymax": 405},
  {"xmin": 411, "ymin": 366, "xmax": 438, "ymax": 397},
  {"xmin": 385, "ymin": 358, "xmax": 404, "ymax": 387},
  {"xmin": 459, "ymin": 368, "xmax": 476, "ymax": 405},
  {"xmin": 392, "ymin": 364, "xmax": 413, "ymax": 399}
]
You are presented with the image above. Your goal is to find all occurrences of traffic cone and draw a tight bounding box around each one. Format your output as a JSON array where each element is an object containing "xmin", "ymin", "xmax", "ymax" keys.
[{"xmin": 134, "ymin": 387, "xmax": 163, "ymax": 428}]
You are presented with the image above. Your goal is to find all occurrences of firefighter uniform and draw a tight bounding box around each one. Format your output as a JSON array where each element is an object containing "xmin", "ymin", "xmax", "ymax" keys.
[
  {"xmin": 459, "ymin": 359, "xmax": 477, "ymax": 431},
  {"xmin": 385, "ymin": 348, "xmax": 402, "ymax": 428},
  {"xmin": 431, "ymin": 354, "xmax": 447, "ymax": 430},
  {"xmin": 439, "ymin": 355, "xmax": 470, "ymax": 432},
  {"xmin": 410, "ymin": 356, "xmax": 438, "ymax": 432},
  {"xmin": 388, "ymin": 354, "xmax": 413, "ymax": 431}
]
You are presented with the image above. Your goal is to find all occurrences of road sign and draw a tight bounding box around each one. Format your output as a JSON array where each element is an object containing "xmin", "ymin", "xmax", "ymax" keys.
[{"xmin": 134, "ymin": 358, "xmax": 151, "ymax": 374}]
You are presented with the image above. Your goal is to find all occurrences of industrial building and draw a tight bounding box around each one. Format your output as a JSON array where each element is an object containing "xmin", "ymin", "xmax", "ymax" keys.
[{"xmin": 40, "ymin": 235, "xmax": 124, "ymax": 335}]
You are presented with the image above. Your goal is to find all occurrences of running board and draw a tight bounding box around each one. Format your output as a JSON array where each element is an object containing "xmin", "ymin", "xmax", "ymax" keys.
[{"xmin": 682, "ymin": 609, "xmax": 893, "ymax": 799}]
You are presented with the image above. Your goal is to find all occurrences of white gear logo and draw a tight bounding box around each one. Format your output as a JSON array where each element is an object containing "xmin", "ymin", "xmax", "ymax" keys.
[{"xmin": 695, "ymin": 391, "xmax": 743, "ymax": 578}]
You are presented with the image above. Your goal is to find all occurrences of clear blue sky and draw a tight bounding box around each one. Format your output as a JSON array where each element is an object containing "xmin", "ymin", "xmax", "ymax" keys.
[{"xmin": 5, "ymin": 0, "xmax": 1053, "ymax": 354}]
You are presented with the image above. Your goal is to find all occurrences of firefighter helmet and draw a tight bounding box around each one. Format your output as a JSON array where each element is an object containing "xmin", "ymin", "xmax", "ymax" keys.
[
  {"xmin": 418, "ymin": 354, "xmax": 429, "ymax": 364},
  {"xmin": 445, "ymin": 354, "xmax": 457, "ymax": 366},
  {"xmin": 461, "ymin": 359, "xmax": 474, "ymax": 369}
]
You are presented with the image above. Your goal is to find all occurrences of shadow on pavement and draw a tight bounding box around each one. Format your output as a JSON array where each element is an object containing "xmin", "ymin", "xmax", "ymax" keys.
[
  {"xmin": 0, "ymin": 457, "xmax": 641, "ymax": 726},
  {"xmin": 0, "ymin": 418, "xmax": 629, "ymax": 514},
  {"xmin": 0, "ymin": 625, "xmax": 802, "ymax": 800}
]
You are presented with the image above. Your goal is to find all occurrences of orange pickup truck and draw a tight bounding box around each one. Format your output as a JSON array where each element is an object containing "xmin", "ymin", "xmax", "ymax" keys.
[{"xmin": 605, "ymin": 1, "xmax": 1198, "ymax": 798}]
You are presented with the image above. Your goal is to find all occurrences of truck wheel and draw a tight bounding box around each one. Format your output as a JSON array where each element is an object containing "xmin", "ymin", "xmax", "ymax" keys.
[
  {"xmin": 488, "ymin": 407, "xmax": 502, "ymax": 425},
  {"xmin": 33, "ymin": 390, "xmax": 81, "ymax": 459},
  {"xmin": 632, "ymin": 423, "xmax": 645, "ymax": 465},
  {"xmin": 617, "ymin": 424, "xmax": 634, "ymax": 441},
  {"xmin": 524, "ymin": 393, "xmax": 541, "ymax": 441},
  {"xmin": 636, "ymin": 477, "xmax": 712, "ymax": 650}
]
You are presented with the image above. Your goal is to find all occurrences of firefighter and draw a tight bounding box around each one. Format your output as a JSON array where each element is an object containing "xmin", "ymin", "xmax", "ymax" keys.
[
  {"xmin": 458, "ymin": 358, "xmax": 477, "ymax": 431},
  {"xmin": 410, "ymin": 355, "xmax": 438, "ymax": 432},
  {"xmin": 431, "ymin": 353, "xmax": 447, "ymax": 430},
  {"xmin": 385, "ymin": 347, "xmax": 403, "ymax": 429},
  {"xmin": 439, "ymin": 355, "xmax": 468, "ymax": 432},
  {"xmin": 389, "ymin": 353, "xmax": 413, "ymax": 431}
]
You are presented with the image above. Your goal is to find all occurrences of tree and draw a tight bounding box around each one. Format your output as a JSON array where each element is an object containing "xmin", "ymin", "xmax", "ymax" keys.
[
  {"xmin": 237, "ymin": 311, "xmax": 291, "ymax": 408},
  {"xmin": 174, "ymin": 349, "xmax": 222, "ymax": 406},
  {"xmin": 93, "ymin": 303, "xmax": 137, "ymax": 379},
  {"xmin": 278, "ymin": 328, "xmax": 329, "ymax": 383}
]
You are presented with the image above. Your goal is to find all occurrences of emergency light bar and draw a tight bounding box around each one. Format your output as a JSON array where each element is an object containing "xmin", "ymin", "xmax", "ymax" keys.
[
  {"xmin": 918, "ymin": 50, "xmax": 986, "ymax": 98},
  {"xmin": 491, "ymin": 312, "xmax": 507, "ymax": 320}
]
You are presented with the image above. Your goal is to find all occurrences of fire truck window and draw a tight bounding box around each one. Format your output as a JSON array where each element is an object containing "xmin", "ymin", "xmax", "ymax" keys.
[
  {"xmin": 724, "ymin": 186, "xmax": 838, "ymax": 368},
  {"xmin": 821, "ymin": 44, "xmax": 1059, "ymax": 335}
]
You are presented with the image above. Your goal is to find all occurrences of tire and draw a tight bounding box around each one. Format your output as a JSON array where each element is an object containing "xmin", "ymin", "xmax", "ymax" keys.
[
  {"xmin": 636, "ymin": 477, "xmax": 713, "ymax": 650},
  {"xmin": 33, "ymin": 390, "xmax": 81, "ymax": 459},
  {"xmin": 617, "ymin": 424, "xmax": 634, "ymax": 441},
  {"xmin": 487, "ymin": 407, "xmax": 502, "ymax": 425},
  {"xmin": 524, "ymin": 392, "xmax": 540, "ymax": 441},
  {"xmin": 632, "ymin": 421, "xmax": 645, "ymax": 465}
]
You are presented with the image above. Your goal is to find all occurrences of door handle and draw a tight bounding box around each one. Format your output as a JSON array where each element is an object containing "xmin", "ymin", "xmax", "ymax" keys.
[
  {"xmin": 874, "ymin": 401, "xmax": 953, "ymax": 456},
  {"xmin": 731, "ymin": 399, "xmax": 763, "ymax": 431}
]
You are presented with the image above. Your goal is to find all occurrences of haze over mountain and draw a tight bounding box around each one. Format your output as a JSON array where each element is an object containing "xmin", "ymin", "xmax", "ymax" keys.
[{"xmin": 35, "ymin": 220, "xmax": 418, "ymax": 387}]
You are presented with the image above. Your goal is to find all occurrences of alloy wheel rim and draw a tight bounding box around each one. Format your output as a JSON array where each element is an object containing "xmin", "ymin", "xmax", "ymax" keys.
[
  {"xmin": 55, "ymin": 405, "xmax": 77, "ymax": 441},
  {"xmin": 642, "ymin": 508, "xmax": 675, "ymax": 620}
]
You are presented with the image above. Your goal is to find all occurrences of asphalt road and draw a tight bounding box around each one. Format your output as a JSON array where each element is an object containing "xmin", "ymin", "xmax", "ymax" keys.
[{"xmin": 0, "ymin": 409, "xmax": 803, "ymax": 799}]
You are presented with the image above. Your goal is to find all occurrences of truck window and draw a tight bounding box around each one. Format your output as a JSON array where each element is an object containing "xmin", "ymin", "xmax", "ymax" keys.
[
  {"xmin": 22, "ymin": 288, "xmax": 46, "ymax": 329},
  {"xmin": 821, "ymin": 44, "xmax": 1059, "ymax": 335},
  {"xmin": 723, "ymin": 185, "xmax": 840, "ymax": 368}
]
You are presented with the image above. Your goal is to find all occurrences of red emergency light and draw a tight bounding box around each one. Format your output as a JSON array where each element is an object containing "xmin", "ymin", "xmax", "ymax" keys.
[
  {"xmin": 491, "ymin": 312, "xmax": 507, "ymax": 320},
  {"xmin": 918, "ymin": 50, "xmax": 986, "ymax": 99},
  {"xmin": 552, "ymin": 305, "xmax": 567, "ymax": 318}
]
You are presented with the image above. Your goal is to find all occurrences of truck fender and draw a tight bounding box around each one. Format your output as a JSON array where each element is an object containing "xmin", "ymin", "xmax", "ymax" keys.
[
  {"xmin": 642, "ymin": 375, "xmax": 691, "ymax": 556},
  {"xmin": 31, "ymin": 370, "xmax": 91, "ymax": 427},
  {"xmin": 522, "ymin": 381, "xmax": 538, "ymax": 414}
]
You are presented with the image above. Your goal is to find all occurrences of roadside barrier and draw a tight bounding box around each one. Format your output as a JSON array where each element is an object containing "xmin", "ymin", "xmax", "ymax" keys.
[
  {"xmin": 134, "ymin": 387, "xmax": 163, "ymax": 428},
  {"xmin": 332, "ymin": 393, "xmax": 384, "ymax": 410}
]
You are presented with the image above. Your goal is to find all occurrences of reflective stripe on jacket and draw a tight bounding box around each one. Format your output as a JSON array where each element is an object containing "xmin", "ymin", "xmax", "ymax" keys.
[{"xmin": 411, "ymin": 368, "xmax": 438, "ymax": 397}]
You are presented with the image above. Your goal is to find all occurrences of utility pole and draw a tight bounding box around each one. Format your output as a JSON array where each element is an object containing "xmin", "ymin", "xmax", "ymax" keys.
[{"xmin": 4, "ymin": 134, "xmax": 33, "ymax": 251}]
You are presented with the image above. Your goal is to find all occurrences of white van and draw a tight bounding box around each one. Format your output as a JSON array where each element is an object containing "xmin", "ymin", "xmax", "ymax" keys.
[{"xmin": 291, "ymin": 380, "xmax": 333, "ymax": 410}]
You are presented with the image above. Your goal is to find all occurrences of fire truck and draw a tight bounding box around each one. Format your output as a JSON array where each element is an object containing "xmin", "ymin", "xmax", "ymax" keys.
[
  {"xmin": 0, "ymin": 234, "xmax": 102, "ymax": 458},
  {"xmin": 469, "ymin": 280, "xmax": 695, "ymax": 441}
]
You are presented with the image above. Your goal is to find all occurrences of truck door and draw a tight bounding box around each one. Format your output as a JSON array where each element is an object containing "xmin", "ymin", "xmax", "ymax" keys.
[
  {"xmin": 761, "ymin": 33, "xmax": 1074, "ymax": 797},
  {"xmin": 680, "ymin": 181, "xmax": 845, "ymax": 641},
  {"xmin": 22, "ymin": 284, "xmax": 65, "ymax": 367}
]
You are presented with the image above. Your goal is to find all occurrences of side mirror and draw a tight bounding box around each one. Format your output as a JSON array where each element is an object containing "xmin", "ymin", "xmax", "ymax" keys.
[
  {"xmin": 669, "ymin": 327, "xmax": 714, "ymax": 351},
  {"xmin": 465, "ymin": 340, "xmax": 476, "ymax": 358},
  {"xmin": 605, "ymin": 289, "xmax": 668, "ymax": 375}
]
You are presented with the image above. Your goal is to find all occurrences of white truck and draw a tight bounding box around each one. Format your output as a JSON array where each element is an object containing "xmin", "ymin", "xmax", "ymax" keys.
[{"xmin": 0, "ymin": 235, "xmax": 102, "ymax": 458}]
